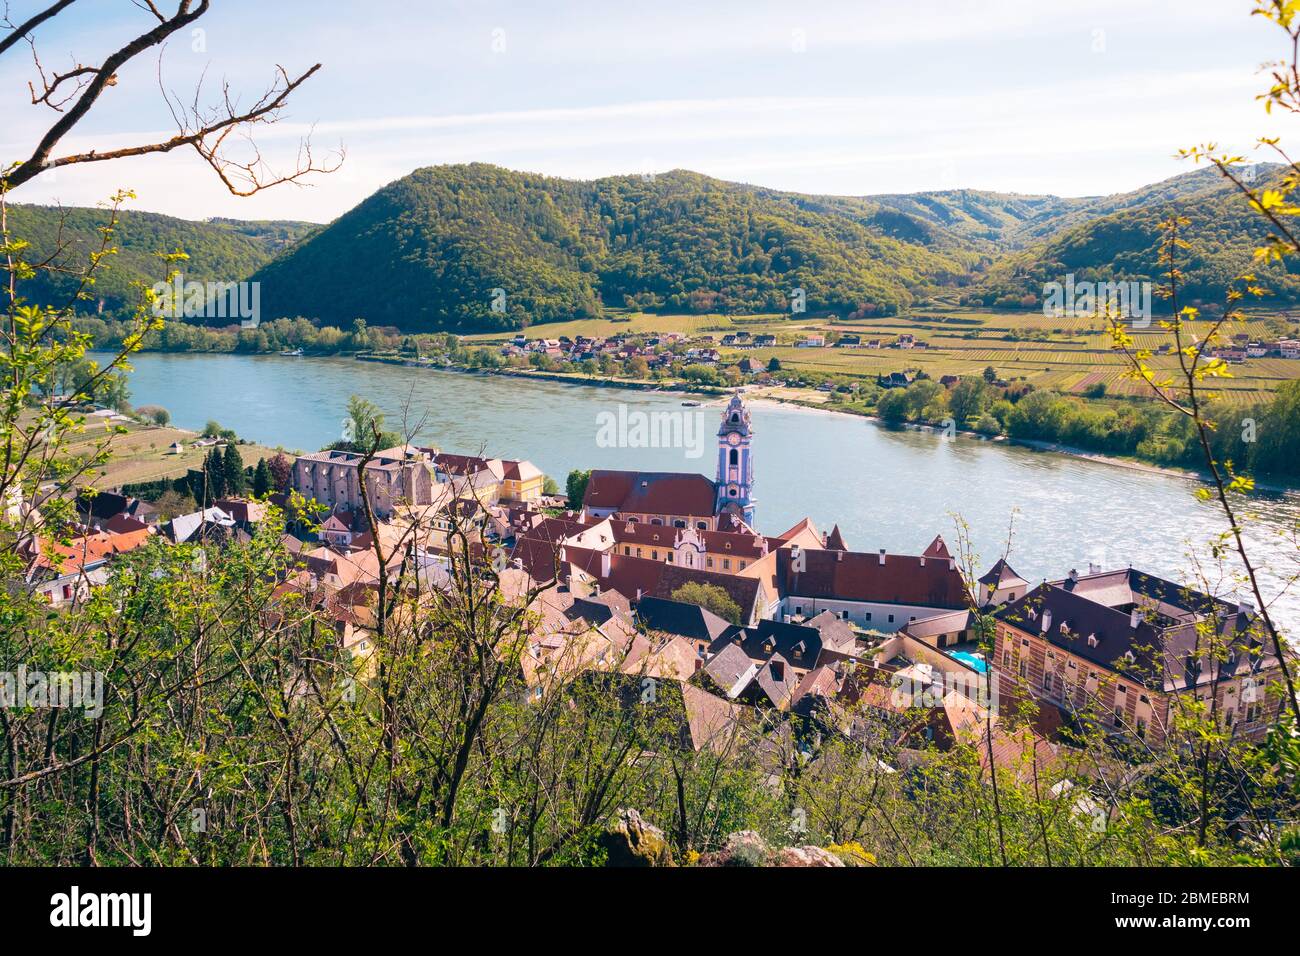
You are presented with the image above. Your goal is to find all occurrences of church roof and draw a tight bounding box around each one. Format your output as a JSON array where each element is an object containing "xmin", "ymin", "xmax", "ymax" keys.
[
  {"xmin": 825, "ymin": 524, "xmax": 848, "ymax": 551},
  {"xmin": 583, "ymin": 470, "xmax": 718, "ymax": 518}
]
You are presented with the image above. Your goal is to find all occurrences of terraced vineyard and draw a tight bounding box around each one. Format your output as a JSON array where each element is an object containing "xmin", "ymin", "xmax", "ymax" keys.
[{"xmin": 463, "ymin": 305, "xmax": 1300, "ymax": 406}]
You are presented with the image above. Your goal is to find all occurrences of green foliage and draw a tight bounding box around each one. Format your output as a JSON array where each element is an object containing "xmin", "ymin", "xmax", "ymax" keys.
[
  {"xmin": 222, "ymin": 443, "xmax": 246, "ymax": 496},
  {"xmin": 565, "ymin": 469, "xmax": 591, "ymax": 510},
  {"xmin": 250, "ymin": 165, "xmax": 977, "ymax": 332},
  {"xmin": 670, "ymin": 581, "xmax": 742, "ymax": 624},
  {"xmin": 135, "ymin": 404, "xmax": 170, "ymax": 426},
  {"xmin": 971, "ymin": 165, "xmax": 1300, "ymax": 308},
  {"xmin": 8, "ymin": 204, "xmax": 315, "ymax": 315},
  {"xmin": 252, "ymin": 458, "xmax": 273, "ymax": 497}
]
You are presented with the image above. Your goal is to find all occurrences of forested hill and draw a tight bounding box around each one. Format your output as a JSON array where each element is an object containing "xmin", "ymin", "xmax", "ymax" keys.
[
  {"xmin": 967, "ymin": 165, "xmax": 1300, "ymax": 309},
  {"xmin": 10, "ymin": 162, "xmax": 1293, "ymax": 331},
  {"xmin": 6, "ymin": 204, "xmax": 317, "ymax": 314},
  {"xmin": 249, "ymin": 164, "xmax": 978, "ymax": 333}
]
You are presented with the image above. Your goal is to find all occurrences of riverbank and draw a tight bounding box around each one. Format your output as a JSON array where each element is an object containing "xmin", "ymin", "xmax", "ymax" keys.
[{"xmin": 402, "ymin": 358, "xmax": 1272, "ymax": 490}]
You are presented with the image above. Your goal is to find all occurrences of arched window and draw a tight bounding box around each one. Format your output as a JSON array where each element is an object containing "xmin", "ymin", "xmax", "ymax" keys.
[
  {"xmin": 729, "ymin": 449, "xmax": 738, "ymax": 466},
  {"xmin": 730, "ymin": 413, "xmax": 739, "ymax": 423}
]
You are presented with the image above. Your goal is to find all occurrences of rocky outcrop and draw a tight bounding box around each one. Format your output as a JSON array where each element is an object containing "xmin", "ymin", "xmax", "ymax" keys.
[
  {"xmin": 599, "ymin": 808, "xmax": 675, "ymax": 867},
  {"xmin": 696, "ymin": 830, "xmax": 849, "ymax": 867}
]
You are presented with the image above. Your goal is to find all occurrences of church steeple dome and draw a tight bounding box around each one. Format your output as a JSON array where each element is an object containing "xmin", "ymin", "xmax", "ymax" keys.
[{"xmin": 715, "ymin": 391, "xmax": 755, "ymax": 525}]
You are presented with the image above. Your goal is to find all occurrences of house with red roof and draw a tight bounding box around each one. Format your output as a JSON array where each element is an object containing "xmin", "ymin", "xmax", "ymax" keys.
[{"xmin": 774, "ymin": 537, "xmax": 968, "ymax": 632}]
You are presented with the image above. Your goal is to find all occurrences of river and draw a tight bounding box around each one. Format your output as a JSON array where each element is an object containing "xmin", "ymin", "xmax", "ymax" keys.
[{"xmin": 114, "ymin": 351, "xmax": 1300, "ymax": 632}]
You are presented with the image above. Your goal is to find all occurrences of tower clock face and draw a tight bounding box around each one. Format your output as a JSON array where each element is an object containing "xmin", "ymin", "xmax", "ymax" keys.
[{"xmin": 727, "ymin": 432, "xmax": 740, "ymax": 445}]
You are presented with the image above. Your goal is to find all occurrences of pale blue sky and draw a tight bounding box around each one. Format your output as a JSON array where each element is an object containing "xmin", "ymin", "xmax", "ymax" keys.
[{"xmin": 1, "ymin": 0, "xmax": 1287, "ymax": 221}]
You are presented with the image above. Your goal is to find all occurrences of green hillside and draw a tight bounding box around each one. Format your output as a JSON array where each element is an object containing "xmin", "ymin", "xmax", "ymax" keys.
[
  {"xmin": 7, "ymin": 204, "xmax": 317, "ymax": 314},
  {"xmin": 10, "ymin": 162, "xmax": 1291, "ymax": 333},
  {"xmin": 250, "ymin": 164, "xmax": 977, "ymax": 333},
  {"xmin": 969, "ymin": 165, "xmax": 1300, "ymax": 309}
]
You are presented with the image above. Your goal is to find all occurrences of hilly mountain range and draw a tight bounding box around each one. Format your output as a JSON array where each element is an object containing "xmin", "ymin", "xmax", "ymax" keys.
[{"xmin": 9, "ymin": 162, "xmax": 1293, "ymax": 332}]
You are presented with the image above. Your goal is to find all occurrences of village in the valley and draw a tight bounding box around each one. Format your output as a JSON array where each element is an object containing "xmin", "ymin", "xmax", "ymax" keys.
[{"xmin": 19, "ymin": 387, "xmax": 1285, "ymax": 782}]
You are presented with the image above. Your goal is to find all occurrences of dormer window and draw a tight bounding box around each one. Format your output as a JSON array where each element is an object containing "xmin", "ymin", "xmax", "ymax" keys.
[{"xmin": 1087, "ymin": 634, "xmax": 1098, "ymax": 648}]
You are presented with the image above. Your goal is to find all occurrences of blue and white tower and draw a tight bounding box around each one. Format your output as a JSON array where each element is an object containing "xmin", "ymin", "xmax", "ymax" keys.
[{"xmin": 715, "ymin": 391, "xmax": 755, "ymax": 526}]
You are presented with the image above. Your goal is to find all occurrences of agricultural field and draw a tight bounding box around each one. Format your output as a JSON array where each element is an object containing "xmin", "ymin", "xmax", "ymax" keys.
[
  {"xmin": 466, "ymin": 304, "xmax": 1300, "ymax": 407},
  {"xmin": 53, "ymin": 418, "xmax": 278, "ymax": 489}
]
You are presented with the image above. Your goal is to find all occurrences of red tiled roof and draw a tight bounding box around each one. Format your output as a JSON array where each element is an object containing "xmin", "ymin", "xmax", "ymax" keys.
[
  {"xmin": 777, "ymin": 548, "xmax": 966, "ymax": 610},
  {"xmin": 583, "ymin": 470, "xmax": 717, "ymax": 518}
]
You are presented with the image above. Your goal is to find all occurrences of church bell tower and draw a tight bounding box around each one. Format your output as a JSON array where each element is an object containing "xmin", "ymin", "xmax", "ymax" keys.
[{"xmin": 715, "ymin": 391, "xmax": 755, "ymax": 526}]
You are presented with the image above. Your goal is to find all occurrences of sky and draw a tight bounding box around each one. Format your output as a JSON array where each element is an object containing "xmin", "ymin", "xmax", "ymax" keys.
[{"xmin": 0, "ymin": 0, "xmax": 1290, "ymax": 223}]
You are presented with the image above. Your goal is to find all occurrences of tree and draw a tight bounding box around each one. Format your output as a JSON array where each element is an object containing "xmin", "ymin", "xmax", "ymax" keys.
[
  {"xmin": 983, "ymin": 365, "xmax": 998, "ymax": 383},
  {"xmin": 948, "ymin": 379, "xmax": 989, "ymax": 424},
  {"xmin": 252, "ymin": 457, "xmax": 273, "ymax": 498},
  {"xmin": 267, "ymin": 451, "xmax": 293, "ymax": 490},
  {"xmin": 137, "ymin": 405, "xmax": 170, "ymax": 426},
  {"xmin": 565, "ymin": 469, "xmax": 591, "ymax": 510},
  {"xmin": 542, "ymin": 476, "xmax": 560, "ymax": 496},
  {"xmin": 876, "ymin": 389, "xmax": 910, "ymax": 423},
  {"xmin": 339, "ymin": 394, "xmax": 400, "ymax": 450},
  {"xmin": 222, "ymin": 444, "xmax": 246, "ymax": 496},
  {"xmin": 197, "ymin": 447, "xmax": 226, "ymax": 502},
  {"xmin": 767, "ymin": 357, "xmax": 782, "ymax": 372},
  {"xmin": 670, "ymin": 582, "xmax": 742, "ymax": 624}
]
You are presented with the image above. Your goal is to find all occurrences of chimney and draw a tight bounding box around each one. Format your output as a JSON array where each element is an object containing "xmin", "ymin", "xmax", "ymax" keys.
[
  {"xmin": 836, "ymin": 550, "xmax": 843, "ymax": 562},
  {"xmin": 1129, "ymin": 608, "xmax": 1140, "ymax": 629},
  {"xmin": 1041, "ymin": 609, "xmax": 1052, "ymax": 633},
  {"xmin": 878, "ymin": 548, "xmax": 886, "ymax": 566},
  {"xmin": 600, "ymin": 551, "xmax": 611, "ymax": 578},
  {"xmin": 948, "ymin": 558, "xmax": 955, "ymax": 571},
  {"xmin": 1237, "ymin": 599, "xmax": 1255, "ymax": 618},
  {"xmin": 919, "ymin": 556, "xmax": 925, "ymax": 567},
  {"xmin": 1068, "ymin": 568, "xmax": 1078, "ymax": 582},
  {"xmin": 1088, "ymin": 562, "xmax": 1100, "ymax": 575}
]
